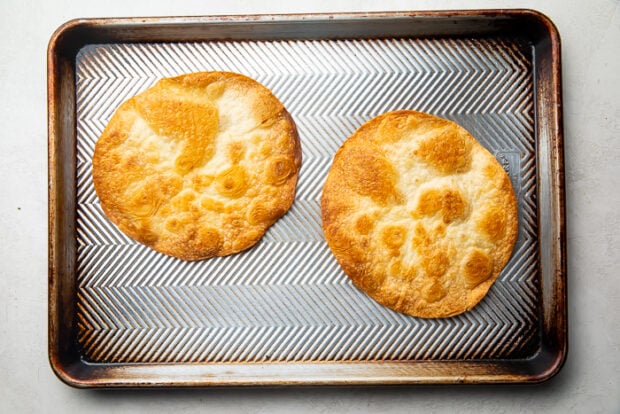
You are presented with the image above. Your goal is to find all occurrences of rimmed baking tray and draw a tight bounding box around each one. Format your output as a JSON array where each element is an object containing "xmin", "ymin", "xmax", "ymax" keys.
[{"xmin": 48, "ymin": 9, "xmax": 566, "ymax": 387}]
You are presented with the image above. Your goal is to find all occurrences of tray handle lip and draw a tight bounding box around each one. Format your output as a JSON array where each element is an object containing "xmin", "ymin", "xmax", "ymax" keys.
[
  {"xmin": 45, "ymin": 8, "xmax": 562, "ymax": 33},
  {"xmin": 47, "ymin": 350, "xmax": 568, "ymax": 388},
  {"xmin": 45, "ymin": 10, "xmax": 563, "ymax": 66},
  {"xmin": 523, "ymin": 7, "xmax": 567, "ymax": 386},
  {"xmin": 48, "ymin": 16, "xmax": 82, "ymax": 390}
]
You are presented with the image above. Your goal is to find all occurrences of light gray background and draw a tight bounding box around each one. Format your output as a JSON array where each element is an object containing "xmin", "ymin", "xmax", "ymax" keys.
[{"xmin": 1, "ymin": 0, "xmax": 618, "ymax": 412}]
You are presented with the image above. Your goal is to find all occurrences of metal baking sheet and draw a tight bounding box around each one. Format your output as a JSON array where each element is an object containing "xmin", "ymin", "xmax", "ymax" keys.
[{"xmin": 48, "ymin": 10, "xmax": 566, "ymax": 387}]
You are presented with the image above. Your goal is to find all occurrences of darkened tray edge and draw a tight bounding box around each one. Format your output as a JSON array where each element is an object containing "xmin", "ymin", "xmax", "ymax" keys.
[{"xmin": 48, "ymin": 9, "xmax": 566, "ymax": 388}]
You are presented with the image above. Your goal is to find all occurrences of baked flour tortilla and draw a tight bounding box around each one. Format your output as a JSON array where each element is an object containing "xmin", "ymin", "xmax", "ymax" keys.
[
  {"xmin": 93, "ymin": 71, "xmax": 301, "ymax": 260},
  {"xmin": 321, "ymin": 110, "xmax": 518, "ymax": 318}
]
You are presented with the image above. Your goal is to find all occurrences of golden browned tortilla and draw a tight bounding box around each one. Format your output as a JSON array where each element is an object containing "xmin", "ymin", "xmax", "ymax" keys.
[
  {"xmin": 93, "ymin": 71, "xmax": 301, "ymax": 260},
  {"xmin": 321, "ymin": 110, "xmax": 518, "ymax": 318}
]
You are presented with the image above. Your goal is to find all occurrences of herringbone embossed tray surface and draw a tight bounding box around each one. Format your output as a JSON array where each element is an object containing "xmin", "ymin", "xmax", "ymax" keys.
[{"xmin": 76, "ymin": 38, "xmax": 538, "ymax": 363}]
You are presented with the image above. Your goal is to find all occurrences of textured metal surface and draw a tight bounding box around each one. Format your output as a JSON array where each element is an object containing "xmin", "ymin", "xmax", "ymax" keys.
[{"xmin": 74, "ymin": 36, "xmax": 539, "ymax": 364}]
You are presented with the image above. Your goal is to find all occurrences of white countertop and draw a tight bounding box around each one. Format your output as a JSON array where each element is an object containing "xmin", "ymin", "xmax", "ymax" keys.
[{"xmin": 1, "ymin": 0, "xmax": 619, "ymax": 412}]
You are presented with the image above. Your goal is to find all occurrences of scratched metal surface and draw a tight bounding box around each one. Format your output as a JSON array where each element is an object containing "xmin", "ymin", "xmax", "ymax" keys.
[{"xmin": 74, "ymin": 36, "xmax": 539, "ymax": 363}]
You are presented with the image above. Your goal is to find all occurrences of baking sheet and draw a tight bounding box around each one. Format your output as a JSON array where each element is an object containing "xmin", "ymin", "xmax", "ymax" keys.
[{"xmin": 49, "ymin": 10, "xmax": 566, "ymax": 386}]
